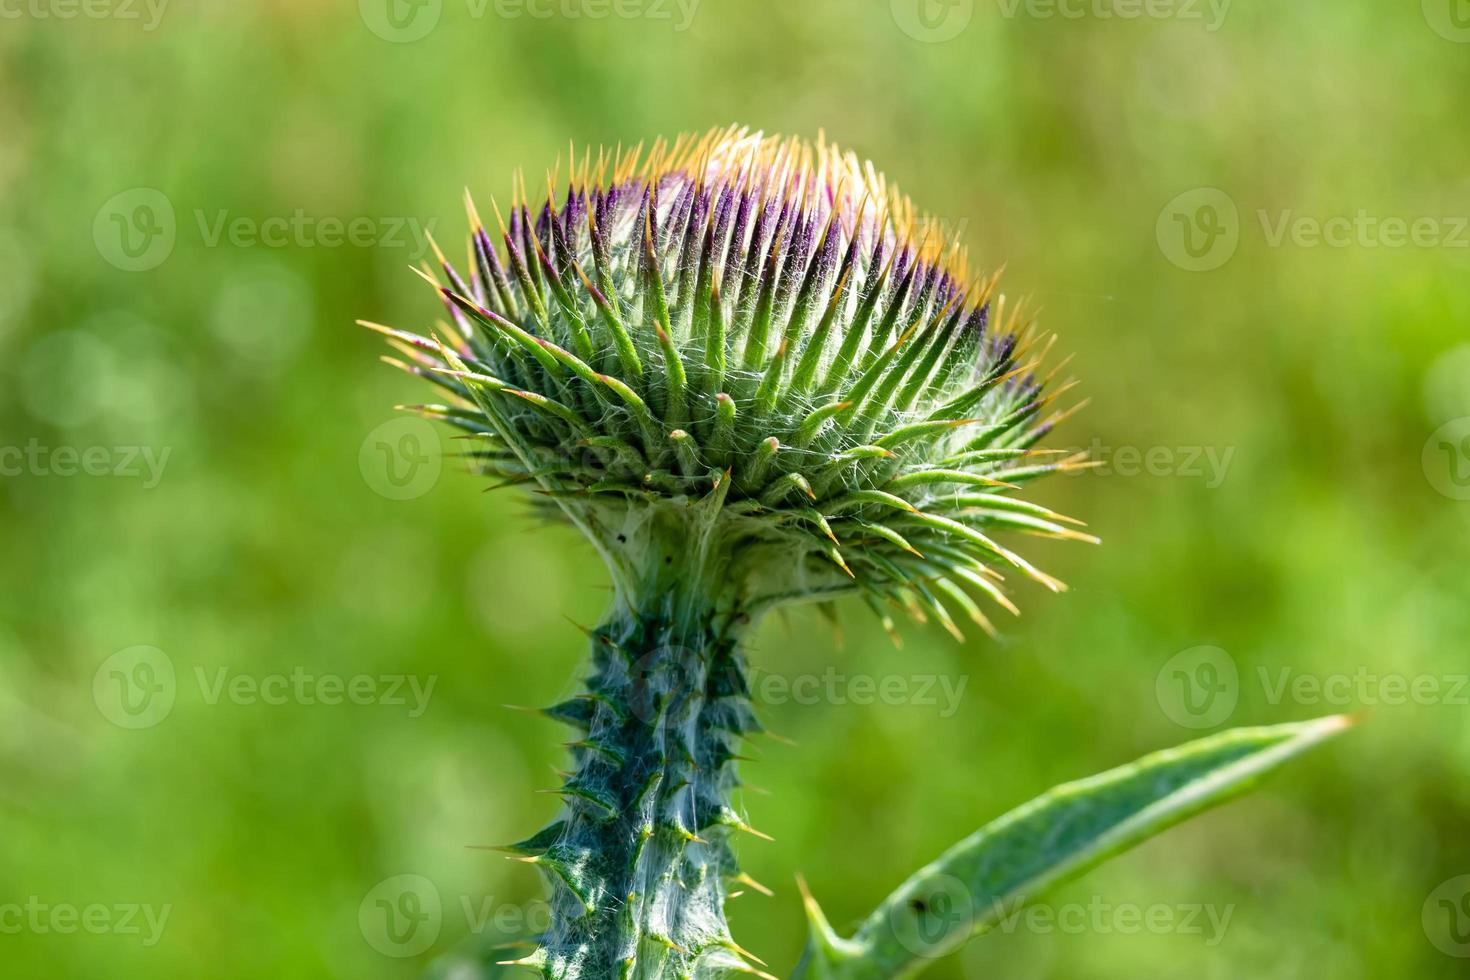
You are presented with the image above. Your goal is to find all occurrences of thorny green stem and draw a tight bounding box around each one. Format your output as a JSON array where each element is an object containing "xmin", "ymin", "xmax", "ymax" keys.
[{"xmin": 511, "ymin": 510, "xmax": 773, "ymax": 979}]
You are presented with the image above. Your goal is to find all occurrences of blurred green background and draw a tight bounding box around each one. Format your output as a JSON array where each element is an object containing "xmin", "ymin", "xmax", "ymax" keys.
[{"xmin": 2, "ymin": 0, "xmax": 1468, "ymax": 977}]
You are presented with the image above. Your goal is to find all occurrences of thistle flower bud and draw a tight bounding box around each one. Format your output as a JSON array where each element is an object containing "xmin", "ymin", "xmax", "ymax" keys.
[
  {"xmin": 371, "ymin": 126, "xmax": 1090, "ymax": 635},
  {"xmin": 367, "ymin": 127, "xmax": 1092, "ymax": 979}
]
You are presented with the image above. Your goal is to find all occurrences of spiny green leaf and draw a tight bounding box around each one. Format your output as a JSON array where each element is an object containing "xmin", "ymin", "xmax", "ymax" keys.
[{"xmin": 795, "ymin": 715, "xmax": 1355, "ymax": 980}]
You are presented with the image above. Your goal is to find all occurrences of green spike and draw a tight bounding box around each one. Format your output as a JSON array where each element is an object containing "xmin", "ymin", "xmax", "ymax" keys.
[
  {"xmin": 495, "ymin": 947, "xmax": 549, "ymax": 973},
  {"xmin": 752, "ymin": 337, "xmax": 791, "ymax": 415},
  {"xmin": 794, "ymin": 400, "xmax": 852, "ymax": 448},
  {"xmin": 877, "ymin": 417, "xmax": 975, "ymax": 450},
  {"xmin": 823, "ymin": 489, "xmax": 918, "ymax": 516},
  {"xmin": 786, "ymin": 222, "xmax": 858, "ymax": 398},
  {"xmin": 892, "ymin": 301, "xmax": 966, "ymax": 414},
  {"xmin": 708, "ymin": 392, "xmax": 737, "ymax": 457},
  {"xmin": 848, "ymin": 519, "xmax": 923, "ymax": 557},
  {"xmin": 945, "ymin": 491, "xmax": 1086, "ymax": 525},
  {"xmin": 821, "ymin": 236, "xmax": 899, "ymax": 390},
  {"xmin": 542, "ymin": 698, "xmax": 596, "ymax": 729},
  {"xmin": 796, "ymin": 877, "xmax": 866, "ymax": 973},
  {"xmin": 543, "ymin": 783, "xmax": 621, "ymax": 819},
  {"xmin": 703, "ymin": 275, "xmax": 729, "ymax": 394},
  {"xmin": 501, "ymin": 227, "xmax": 551, "ymax": 333},
  {"xmin": 531, "ymin": 236, "xmax": 595, "ymax": 360},
  {"xmin": 493, "ymin": 821, "xmax": 567, "ymax": 857},
  {"xmin": 669, "ymin": 429, "xmax": 703, "ymax": 478},
  {"xmin": 759, "ymin": 472, "xmax": 816, "ymax": 507},
  {"xmin": 567, "ymin": 738, "xmax": 628, "ymax": 768},
  {"xmin": 853, "ymin": 306, "xmax": 957, "ymax": 438},
  {"xmin": 441, "ymin": 288, "xmax": 563, "ymax": 376},
  {"xmin": 737, "ymin": 436, "xmax": 780, "ymax": 493},
  {"xmin": 884, "ymin": 468, "xmax": 1016, "ymax": 492}
]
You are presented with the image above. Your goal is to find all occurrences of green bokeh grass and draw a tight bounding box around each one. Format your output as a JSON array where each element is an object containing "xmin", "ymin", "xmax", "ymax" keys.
[{"xmin": 2, "ymin": 1, "xmax": 1468, "ymax": 977}]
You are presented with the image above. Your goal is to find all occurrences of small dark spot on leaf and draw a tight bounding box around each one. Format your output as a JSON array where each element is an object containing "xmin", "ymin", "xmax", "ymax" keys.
[
  {"xmin": 909, "ymin": 898, "xmax": 928, "ymax": 914},
  {"xmin": 617, "ymin": 534, "xmax": 627, "ymax": 543}
]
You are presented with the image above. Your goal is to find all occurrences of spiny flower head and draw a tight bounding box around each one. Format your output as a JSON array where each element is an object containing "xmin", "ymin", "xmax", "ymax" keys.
[{"xmin": 367, "ymin": 126, "xmax": 1093, "ymax": 638}]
